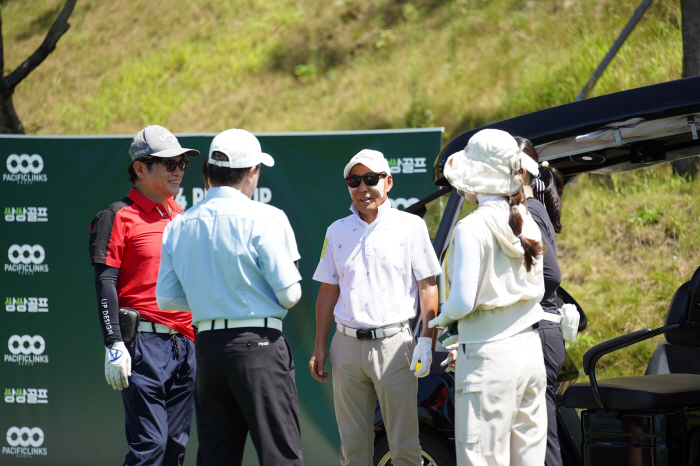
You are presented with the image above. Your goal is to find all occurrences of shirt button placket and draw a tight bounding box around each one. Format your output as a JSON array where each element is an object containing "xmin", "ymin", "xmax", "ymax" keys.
[{"xmin": 365, "ymin": 229, "xmax": 372, "ymax": 257}]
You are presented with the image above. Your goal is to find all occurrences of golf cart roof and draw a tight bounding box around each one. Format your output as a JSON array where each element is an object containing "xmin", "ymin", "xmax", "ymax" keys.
[{"xmin": 433, "ymin": 76, "xmax": 700, "ymax": 184}]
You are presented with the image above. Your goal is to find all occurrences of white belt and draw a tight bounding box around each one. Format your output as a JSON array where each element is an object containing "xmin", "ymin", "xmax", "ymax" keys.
[
  {"xmin": 541, "ymin": 313, "xmax": 562, "ymax": 324},
  {"xmin": 196, "ymin": 318, "xmax": 283, "ymax": 333},
  {"xmin": 336, "ymin": 322, "xmax": 408, "ymax": 340},
  {"xmin": 139, "ymin": 321, "xmax": 179, "ymax": 334}
]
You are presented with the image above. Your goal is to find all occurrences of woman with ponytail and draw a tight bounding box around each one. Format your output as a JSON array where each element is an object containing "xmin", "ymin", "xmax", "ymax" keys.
[
  {"xmin": 429, "ymin": 129, "xmax": 547, "ymax": 466},
  {"xmin": 514, "ymin": 136, "xmax": 566, "ymax": 466}
]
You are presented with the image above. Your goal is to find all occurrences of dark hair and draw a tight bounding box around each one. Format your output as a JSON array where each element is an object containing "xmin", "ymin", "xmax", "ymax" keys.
[
  {"xmin": 201, "ymin": 159, "xmax": 208, "ymax": 182},
  {"xmin": 206, "ymin": 153, "xmax": 261, "ymax": 187},
  {"xmin": 126, "ymin": 156, "xmax": 157, "ymax": 184},
  {"xmin": 508, "ymin": 189, "xmax": 546, "ymax": 272},
  {"xmin": 513, "ymin": 136, "xmax": 565, "ymax": 234}
]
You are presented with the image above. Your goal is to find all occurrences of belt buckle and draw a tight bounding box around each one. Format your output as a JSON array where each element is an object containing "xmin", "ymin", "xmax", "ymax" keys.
[{"xmin": 355, "ymin": 329, "xmax": 372, "ymax": 340}]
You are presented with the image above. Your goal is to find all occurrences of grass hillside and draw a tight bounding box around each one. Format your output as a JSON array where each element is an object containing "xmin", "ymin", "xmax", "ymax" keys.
[
  {"xmin": 3, "ymin": 0, "xmax": 695, "ymax": 380},
  {"xmin": 1, "ymin": 0, "xmax": 682, "ymax": 135}
]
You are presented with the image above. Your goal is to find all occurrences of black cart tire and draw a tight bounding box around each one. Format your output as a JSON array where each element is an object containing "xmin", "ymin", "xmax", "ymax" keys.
[{"xmin": 373, "ymin": 429, "xmax": 456, "ymax": 466}]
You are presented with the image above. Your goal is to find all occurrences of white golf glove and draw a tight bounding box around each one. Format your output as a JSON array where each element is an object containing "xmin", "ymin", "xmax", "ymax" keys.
[
  {"xmin": 428, "ymin": 313, "xmax": 454, "ymax": 329},
  {"xmin": 410, "ymin": 337, "xmax": 432, "ymax": 378},
  {"xmin": 105, "ymin": 341, "xmax": 131, "ymax": 391}
]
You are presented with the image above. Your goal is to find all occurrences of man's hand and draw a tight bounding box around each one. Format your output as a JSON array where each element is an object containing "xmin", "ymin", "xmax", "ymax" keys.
[
  {"xmin": 309, "ymin": 346, "xmax": 330, "ymax": 382},
  {"xmin": 105, "ymin": 342, "xmax": 131, "ymax": 391},
  {"xmin": 411, "ymin": 337, "xmax": 432, "ymax": 378},
  {"xmin": 429, "ymin": 313, "xmax": 454, "ymax": 329}
]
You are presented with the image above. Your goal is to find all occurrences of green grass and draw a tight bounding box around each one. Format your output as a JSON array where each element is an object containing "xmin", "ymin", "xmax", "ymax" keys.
[
  {"xmin": 1, "ymin": 0, "xmax": 682, "ymax": 135},
  {"xmin": 2, "ymin": 0, "xmax": 694, "ymax": 381},
  {"xmin": 559, "ymin": 166, "xmax": 700, "ymax": 381}
]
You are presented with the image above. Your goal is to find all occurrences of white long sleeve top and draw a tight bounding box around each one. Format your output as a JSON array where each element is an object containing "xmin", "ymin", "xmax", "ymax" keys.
[{"xmin": 442, "ymin": 196, "xmax": 545, "ymax": 343}]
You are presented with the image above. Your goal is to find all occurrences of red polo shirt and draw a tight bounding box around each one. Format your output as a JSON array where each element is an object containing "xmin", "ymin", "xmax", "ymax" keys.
[{"xmin": 89, "ymin": 187, "xmax": 194, "ymax": 341}]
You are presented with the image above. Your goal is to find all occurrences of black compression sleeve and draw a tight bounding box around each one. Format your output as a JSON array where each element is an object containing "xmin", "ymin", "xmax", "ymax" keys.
[{"xmin": 94, "ymin": 264, "xmax": 122, "ymax": 345}]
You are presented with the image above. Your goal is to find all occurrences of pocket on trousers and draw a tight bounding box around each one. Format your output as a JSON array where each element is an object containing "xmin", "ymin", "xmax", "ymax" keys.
[
  {"xmin": 129, "ymin": 335, "xmax": 143, "ymax": 367},
  {"xmin": 283, "ymin": 337, "xmax": 294, "ymax": 371},
  {"xmin": 455, "ymin": 383, "xmax": 482, "ymax": 444}
]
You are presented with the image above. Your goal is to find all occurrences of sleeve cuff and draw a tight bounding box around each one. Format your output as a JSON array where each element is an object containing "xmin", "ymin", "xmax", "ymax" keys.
[{"xmin": 414, "ymin": 267, "xmax": 442, "ymax": 281}]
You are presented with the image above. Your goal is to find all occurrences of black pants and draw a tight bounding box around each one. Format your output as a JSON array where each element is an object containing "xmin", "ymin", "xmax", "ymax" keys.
[
  {"xmin": 538, "ymin": 320, "xmax": 566, "ymax": 466},
  {"xmin": 194, "ymin": 327, "xmax": 303, "ymax": 466}
]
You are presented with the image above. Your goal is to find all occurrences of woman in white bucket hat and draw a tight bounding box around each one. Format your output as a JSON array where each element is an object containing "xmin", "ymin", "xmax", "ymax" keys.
[{"xmin": 429, "ymin": 128, "xmax": 548, "ymax": 466}]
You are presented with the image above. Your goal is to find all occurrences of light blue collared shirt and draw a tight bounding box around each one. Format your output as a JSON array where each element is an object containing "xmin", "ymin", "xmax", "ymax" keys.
[{"xmin": 157, "ymin": 186, "xmax": 301, "ymax": 324}]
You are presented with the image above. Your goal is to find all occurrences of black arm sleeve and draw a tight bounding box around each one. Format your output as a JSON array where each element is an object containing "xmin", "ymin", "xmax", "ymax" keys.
[
  {"xmin": 94, "ymin": 264, "xmax": 122, "ymax": 345},
  {"xmin": 528, "ymin": 199, "xmax": 561, "ymax": 313}
]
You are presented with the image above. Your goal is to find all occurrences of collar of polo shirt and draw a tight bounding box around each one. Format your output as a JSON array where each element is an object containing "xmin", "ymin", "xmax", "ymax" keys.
[{"xmin": 350, "ymin": 199, "xmax": 392, "ymax": 227}]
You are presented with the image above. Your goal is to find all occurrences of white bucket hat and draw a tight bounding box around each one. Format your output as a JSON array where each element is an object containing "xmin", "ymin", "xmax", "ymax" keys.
[{"xmin": 443, "ymin": 129, "xmax": 522, "ymax": 196}]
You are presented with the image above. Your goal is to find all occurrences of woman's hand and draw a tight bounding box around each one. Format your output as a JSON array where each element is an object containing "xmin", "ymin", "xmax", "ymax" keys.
[{"xmin": 429, "ymin": 313, "xmax": 454, "ymax": 329}]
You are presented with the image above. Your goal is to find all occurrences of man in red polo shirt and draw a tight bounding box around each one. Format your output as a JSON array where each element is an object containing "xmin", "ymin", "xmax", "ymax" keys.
[{"xmin": 88, "ymin": 125, "xmax": 199, "ymax": 466}]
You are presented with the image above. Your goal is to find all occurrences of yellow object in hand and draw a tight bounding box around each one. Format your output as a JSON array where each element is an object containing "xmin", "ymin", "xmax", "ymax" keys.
[{"xmin": 414, "ymin": 362, "xmax": 421, "ymax": 372}]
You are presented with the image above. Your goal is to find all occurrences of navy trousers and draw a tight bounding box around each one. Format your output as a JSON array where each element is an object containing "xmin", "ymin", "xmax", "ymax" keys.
[
  {"xmin": 538, "ymin": 320, "xmax": 566, "ymax": 466},
  {"xmin": 122, "ymin": 332, "xmax": 196, "ymax": 466}
]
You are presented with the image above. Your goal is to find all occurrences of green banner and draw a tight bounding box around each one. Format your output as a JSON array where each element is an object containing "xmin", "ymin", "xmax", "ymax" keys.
[{"xmin": 0, "ymin": 128, "xmax": 442, "ymax": 465}]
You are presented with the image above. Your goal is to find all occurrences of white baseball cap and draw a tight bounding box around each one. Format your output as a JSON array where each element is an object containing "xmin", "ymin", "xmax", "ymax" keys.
[
  {"xmin": 208, "ymin": 129, "xmax": 275, "ymax": 168},
  {"xmin": 343, "ymin": 149, "xmax": 391, "ymax": 178}
]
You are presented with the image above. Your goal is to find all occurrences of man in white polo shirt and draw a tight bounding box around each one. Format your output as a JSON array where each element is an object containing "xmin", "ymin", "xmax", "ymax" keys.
[
  {"xmin": 309, "ymin": 149, "xmax": 441, "ymax": 466},
  {"xmin": 156, "ymin": 129, "xmax": 304, "ymax": 466}
]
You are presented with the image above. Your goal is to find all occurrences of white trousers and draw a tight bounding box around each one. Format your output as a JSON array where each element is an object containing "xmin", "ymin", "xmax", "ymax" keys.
[
  {"xmin": 455, "ymin": 328, "xmax": 547, "ymax": 466},
  {"xmin": 330, "ymin": 328, "xmax": 422, "ymax": 466}
]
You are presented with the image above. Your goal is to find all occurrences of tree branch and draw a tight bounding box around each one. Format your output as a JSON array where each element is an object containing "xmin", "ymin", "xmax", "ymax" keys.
[
  {"xmin": 3, "ymin": 0, "xmax": 76, "ymax": 90},
  {"xmin": 0, "ymin": 10, "xmax": 5, "ymax": 79}
]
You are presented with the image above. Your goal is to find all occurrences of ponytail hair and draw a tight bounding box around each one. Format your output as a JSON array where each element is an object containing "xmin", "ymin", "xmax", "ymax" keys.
[
  {"xmin": 508, "ymin": 189, "xmax": 545, "ymax": 272},
  {"xmin": 513, "ymin": 135, "xmax": 565, "ymax": 234},
  {"xmin": 537, "ymin": 164, "xmax": 564, "ymax": 233}
]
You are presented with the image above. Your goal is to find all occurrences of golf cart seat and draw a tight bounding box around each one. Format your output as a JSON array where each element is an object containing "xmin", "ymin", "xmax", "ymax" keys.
[
  {"xmin": 561, "ymin": 266, "xmax": 700, "ymax": 466},
  {"xmin": 561, "ymin": 373, "xmax": 700, "ymax": 410},
  {"xmin": 645, "ymin": 340, "xmax": 700, "ymax": 375}
]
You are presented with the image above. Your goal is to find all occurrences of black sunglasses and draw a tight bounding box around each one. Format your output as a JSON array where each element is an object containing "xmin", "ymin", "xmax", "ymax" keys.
[
  {"xmin": 345, "ymin": 172, "xmax": 387, "ymax": 188},
  {"xmin": 152, "ymin": 158, "xmax": 189, "ymax": 172}
]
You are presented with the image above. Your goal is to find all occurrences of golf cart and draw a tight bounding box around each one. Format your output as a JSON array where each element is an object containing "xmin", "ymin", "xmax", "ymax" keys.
[{"xmin": 373, "ymin": 75, "xmax": 700, "ymax": 466}]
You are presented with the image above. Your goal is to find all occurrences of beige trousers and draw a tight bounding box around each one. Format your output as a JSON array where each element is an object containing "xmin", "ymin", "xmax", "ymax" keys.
[
  {"xmin": 455, "ymin": 328, "xmax": 547, "ymax": 466},
  {"xmin": 330, "ymin": 328, "xmax": 422, "ymax": 466}
]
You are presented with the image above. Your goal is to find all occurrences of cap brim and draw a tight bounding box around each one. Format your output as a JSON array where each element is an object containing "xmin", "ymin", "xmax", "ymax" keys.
[
  {"xmin": 151, "ymin": 147, "xmax": 200, "ymax": 158},
  {"xmin": 260, "ymin": 152, "xmax": 275, "ymax": 167}
]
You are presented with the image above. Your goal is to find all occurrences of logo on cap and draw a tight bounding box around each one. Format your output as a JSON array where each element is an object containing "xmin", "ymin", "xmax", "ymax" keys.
[{"xmin": 159, "ymin": 132, "xmax": 177, "ymax": 144}]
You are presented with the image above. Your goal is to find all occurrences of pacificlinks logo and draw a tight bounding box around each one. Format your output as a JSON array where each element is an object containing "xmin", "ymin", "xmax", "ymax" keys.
[
  {"xmin": 4, "ymin": 335, "xmax": 48, "ymax": 365},
  {"xmin": 3, "ymin": 426, "xmax": 47, "ymax": 458},
  {"xmin": 3, "ymin": 154, "xmax": 48, "ymax": 184},
  {"xmin": 388, "ymin": 197, "xmax": 419, "ymax": 210},
  {"xmin": 4, "ymin": 244, "xmax": 49, "ymax": 274}
]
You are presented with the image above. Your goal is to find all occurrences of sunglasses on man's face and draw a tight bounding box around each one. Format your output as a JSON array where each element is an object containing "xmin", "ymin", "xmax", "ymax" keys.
[
  {"xmin": 153, "ymin": 158, "xmax": 189, "ymax": 172},
  {"xmin": 345, "ymin": 172, "xmax": 387, "ymax": 188}
]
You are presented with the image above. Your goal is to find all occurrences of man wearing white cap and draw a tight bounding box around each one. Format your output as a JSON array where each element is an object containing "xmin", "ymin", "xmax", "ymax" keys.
[
  {"xmin": 89, "ymin": 125, "xmax": 199, "ymax": 465},
  {"xmin": 309, "ymin": 149, "xmax": 441, "ymax": 466},
  {"xmin": 156, "ymin": 129, "xmax": 303, "ymax": 466}
]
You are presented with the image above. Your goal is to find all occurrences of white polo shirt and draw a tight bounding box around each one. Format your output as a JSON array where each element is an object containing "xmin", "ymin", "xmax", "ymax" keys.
[{"xmin": 313, "ymin": 200, "xmax": 441, "ymax": 329}]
